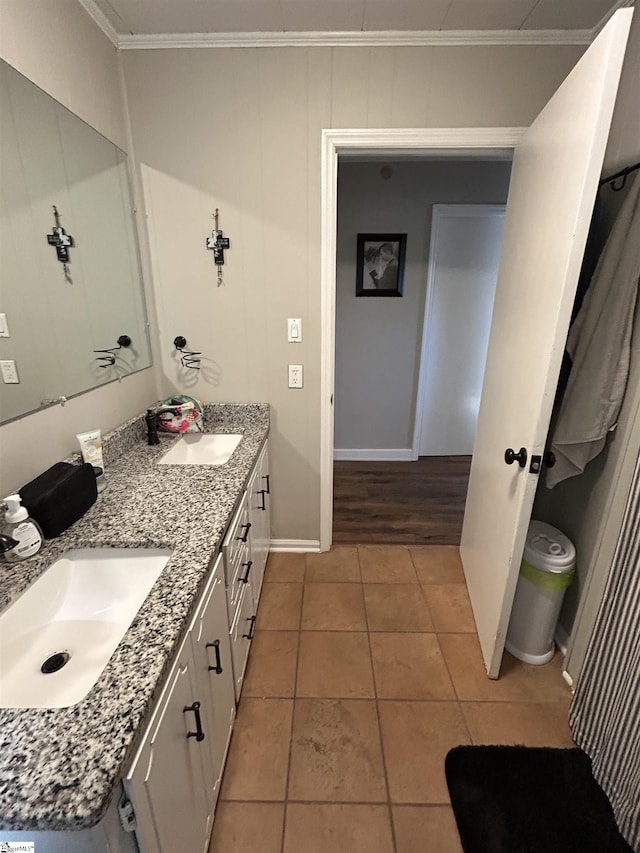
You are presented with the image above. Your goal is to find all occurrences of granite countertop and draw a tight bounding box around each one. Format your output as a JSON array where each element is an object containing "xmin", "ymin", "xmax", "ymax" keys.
[{"xmin": 0, "ymin": 403, "xmax": 269, "ymax": 832}]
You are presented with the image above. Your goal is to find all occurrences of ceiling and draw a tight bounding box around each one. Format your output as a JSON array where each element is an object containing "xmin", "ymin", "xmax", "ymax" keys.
[{"xmin": 85, "ymin": 0, "xmax": 629, "ymax": 41}]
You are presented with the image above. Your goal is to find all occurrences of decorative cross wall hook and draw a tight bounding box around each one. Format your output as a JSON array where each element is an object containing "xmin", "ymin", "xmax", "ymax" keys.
[
  {"xmin": 206, "ymin": 208, "xmax": 230, "ymax": 285},
  {"xmin": 46, "ymin": 206, "xmax": 75, "ymax": 282},
  {"xmin": 47, "ymin": 206, "xmax": 74, "ymax": 262}
]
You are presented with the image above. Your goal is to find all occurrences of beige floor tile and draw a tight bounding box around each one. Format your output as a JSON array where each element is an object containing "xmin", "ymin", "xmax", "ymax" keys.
[
  {"xmin": 409, "ymin": 547, "xmax": 465, "ymax": 585},
  {"xmin": 220, "ymin": 698, "xmax": 293, "ymax": 800},
  {"xmin": 301, "ymin": 583, "xmax": 367, "ymax": 631},
  {"xmin": 288, "ymin": 698, "xmax": 387, "ymax": 802},
  {"xmin": 461, "ymin": 701, "xmax": 574, "ymax": 747},
  {"xmin": 305, "ymin": 546, "xmax": 361, "ymax": 583},
  {"xmin": 422, "ymin": 585, "xmax": 476, "ymax": 633},
  {"xmin": 264, "ymin": 551, "xmax": 306, "ymax": 582},
  {"xmin": 370, "ymin": 633, "xmax": 455, "ymax": 700},
  {"xmin": 242, "ymin": 631, "xmax": 299, "ymax": 698},
  {"xmin": 209, "ymin": 802, "xmax": 284, "ymax": 853},
  {"xmin": 358, "ymin": 545, "xmax": 418, "ymax": 583},
  {"xmin": 364, "ymin": 584, "xmax": 434, "ymax": 632},
  {"xmin": 379, "ymin": 701, "xmax": 471, "ymax": 803},
  {"xmin": 393, "ymin": 806, "xmax": 463, "ymax": 853},
  {"xmin": 284, "ymin": 804, "xmax": 394, "ymax": 853},
  {"xmin": 297, "ymin": 632, "xmax": 374, "ymax": 698},
  {"xmin": 255, "ymin": 582, "xmax": 303, "ymax": 630},
  {"xmin": 439, "ymin": 634, "xmax": 571, "ymax": 702}
]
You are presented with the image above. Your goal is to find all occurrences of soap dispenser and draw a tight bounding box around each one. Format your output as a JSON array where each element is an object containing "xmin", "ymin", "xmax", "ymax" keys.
[{"xmin": 2, "ymin": 494, "xmax": 43, "ymax": 562}]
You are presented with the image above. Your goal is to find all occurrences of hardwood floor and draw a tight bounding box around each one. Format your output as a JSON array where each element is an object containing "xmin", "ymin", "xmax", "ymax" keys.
[{"xmin": 333, "ymin": 457, "xmax": 472, "ymax": 545}]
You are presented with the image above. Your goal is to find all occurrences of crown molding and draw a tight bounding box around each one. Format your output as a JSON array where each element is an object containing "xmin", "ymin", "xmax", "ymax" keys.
[
  {"xmin": 116, "ymin": 28, "xmax": 592, "ymax": 50},
  {"xmin": 593, "ymin": 0, "xmax": 635, "ymax": 35},
  {"xmin": 78, "ymin": 0, "xmax": 632, "ymax": 50},
  {"xmin": 77, "ymin": 0, "xmax": 119, "ymax": 46}
]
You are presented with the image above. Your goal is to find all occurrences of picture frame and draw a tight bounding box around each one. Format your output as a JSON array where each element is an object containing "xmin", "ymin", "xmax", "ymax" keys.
[{"xmin": 355, "ymin": 233, "xmax": 407, "ymax": 297}]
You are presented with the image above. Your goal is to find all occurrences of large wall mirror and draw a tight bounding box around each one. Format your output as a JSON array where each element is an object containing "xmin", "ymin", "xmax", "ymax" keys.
[{"xmin": 0, "ymin": 59, "xmax": 152, "ymax": 424}]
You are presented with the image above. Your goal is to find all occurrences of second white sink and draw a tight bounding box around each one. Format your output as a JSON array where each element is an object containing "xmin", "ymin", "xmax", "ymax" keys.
[{"xmin": 158, "ymin": 433, "xmax": 242, "ymax": 466}]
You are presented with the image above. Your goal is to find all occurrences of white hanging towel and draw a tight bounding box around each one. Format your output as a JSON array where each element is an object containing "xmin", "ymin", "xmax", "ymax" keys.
[{"xmin": 548, "ymin": 174, "xmax": 640, "ymax": 488}]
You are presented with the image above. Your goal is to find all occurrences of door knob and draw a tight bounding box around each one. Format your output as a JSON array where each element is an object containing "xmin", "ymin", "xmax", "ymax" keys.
[
  {"xmin": 504, "ymin": 447, "xmax": 527, "ymax": 468},
  {"xmin": 544, "ymin": 450, "xmax": 556, "ymax": 469}
]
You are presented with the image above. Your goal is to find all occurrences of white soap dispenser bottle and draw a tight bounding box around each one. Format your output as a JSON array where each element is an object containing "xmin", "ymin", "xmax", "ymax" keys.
[{"xmin": 2, "ymin": 494, "xmax": 43, "ymax": 562}]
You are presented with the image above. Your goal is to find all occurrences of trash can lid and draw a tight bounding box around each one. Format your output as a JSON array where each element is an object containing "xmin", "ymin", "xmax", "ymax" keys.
[{"xmin": 524, "ymin": 520, "xmax": 576, "ymax": 573}]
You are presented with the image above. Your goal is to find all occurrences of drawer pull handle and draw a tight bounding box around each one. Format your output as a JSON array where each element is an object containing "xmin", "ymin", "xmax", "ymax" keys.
[
  {"xmin": 262, "ymin": 474, "xmax": 270, "ymax": 494},
  {"xmin": 206, "ymin": 640, "xmax": 223, "ymax": 674},
  {"xmin": 236, "ymin": 522, "xmax": 252, "ymax": 543},
  {"xmin": 184, "ymin": 701, "xmax": 205, "ymax": 742},
  {"xmin": 258, "ymin": 489, "xmax": 267, "ymax": 511},
  {"xmin": 243, "ymin": 615, "xmax": 256, "ymax": 640},
  {"xmin": 240, "ymin": 560, "xmax": 253, "ymax": 583}
]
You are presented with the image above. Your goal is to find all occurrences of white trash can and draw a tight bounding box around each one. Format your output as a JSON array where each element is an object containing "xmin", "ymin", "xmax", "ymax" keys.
[{"xmin": 505, "ymin": 520, "xmax": 576, "ymax": 665}]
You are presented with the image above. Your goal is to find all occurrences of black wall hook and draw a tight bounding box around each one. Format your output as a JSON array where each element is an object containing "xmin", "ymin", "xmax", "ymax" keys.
[
  {"xmin": 94, "ymin": 335, "xmax": 132, "ymax": 367},
  {"xmin": 174, "ymin": 336, "xmax": 201, "ymax": 369}
]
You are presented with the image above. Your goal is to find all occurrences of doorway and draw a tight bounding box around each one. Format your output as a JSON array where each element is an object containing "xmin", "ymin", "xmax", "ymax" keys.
[
  {"xmin": 332, "ymin": 159, "xmax": 511, "ymax": 545},
  {"xmin": 320, "ymin": 128, "xmax": 524, "ymax": 552}
]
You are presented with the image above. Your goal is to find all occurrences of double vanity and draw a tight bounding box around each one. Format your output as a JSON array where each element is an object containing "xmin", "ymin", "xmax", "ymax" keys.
[{"xmin": 0, "ymin": 403, "xmax": 271, "ymax": 852}]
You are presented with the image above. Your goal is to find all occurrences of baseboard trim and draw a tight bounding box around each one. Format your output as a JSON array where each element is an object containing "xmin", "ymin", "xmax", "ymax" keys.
[
  {"xmin": 270, "ymin": 539, "xmax": 321, "ymax": 552},
  {"xmin": 334, "ymin": 448, "xmax": 415, "ymax": 462}
]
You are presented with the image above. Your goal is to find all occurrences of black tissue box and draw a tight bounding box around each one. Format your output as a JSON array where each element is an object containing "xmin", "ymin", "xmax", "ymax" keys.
[{"xmin": 20, "ymin": 462, "xmax": 98, "ymax": 539}]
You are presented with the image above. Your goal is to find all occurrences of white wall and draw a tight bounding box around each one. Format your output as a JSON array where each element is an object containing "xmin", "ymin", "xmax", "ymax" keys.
[
  {"xmin": 0, "ymin": 0, "xmax": 158, "ymax": 495},
  {"xmin": 335, "ymin": 160, "xmax": 511, "ymax": 454},
  {"xmin": 532, "ymin": 7, "xmax": 640, "ymax": 673},
  {"xmin": 122, "ymin": 43, "xmax": 584, "ymax": 542}
]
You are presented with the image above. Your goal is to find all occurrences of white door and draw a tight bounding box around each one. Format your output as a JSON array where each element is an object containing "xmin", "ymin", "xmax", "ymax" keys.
[
  {"xmin": 416, "ymin": 205, "xmax": 506, "ymax": 456},
  {"xmin": 460, "ymin": 9, "xmax": 632, "ymax": 677}
]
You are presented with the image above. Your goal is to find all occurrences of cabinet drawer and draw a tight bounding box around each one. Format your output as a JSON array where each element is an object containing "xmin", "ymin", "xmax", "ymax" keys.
[
  {"xmin": 226, "ymin": 539, "xmax": 251, "ymax": 615},
  {"xmin": 229, "ymin": 584, "xmax": 255, "ymax": 701},
  {"xmin": 222, "ymin": 493, "xmax": 251, "ymax": 573}
]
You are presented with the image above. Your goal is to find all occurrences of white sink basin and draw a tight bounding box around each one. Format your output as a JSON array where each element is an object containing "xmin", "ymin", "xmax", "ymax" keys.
[
  {"xmin": 158, "ymin": 433, "xmax": 242, "ymax": 466},
  {"xmin": 0, "ymin": 547, "xmax": 172, "ymax": 709}
]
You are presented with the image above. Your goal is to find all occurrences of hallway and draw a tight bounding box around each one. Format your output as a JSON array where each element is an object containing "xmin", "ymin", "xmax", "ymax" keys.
[{"xmin": 211, "ymin": 545, "xmax": 573, "ymax": 852}]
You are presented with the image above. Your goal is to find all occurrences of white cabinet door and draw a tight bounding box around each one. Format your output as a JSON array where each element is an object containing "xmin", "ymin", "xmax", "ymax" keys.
[
  {"xmin": 125, "ymin": 636, "xmax": 212, "ymax": 853},
  {"xmin": 247, "ymin": 441, "xmax": 270, "ymax": 601},
  {"xmin": 229, "ymin": 583, "xmax": 255, "ymax": 701},
  {"xmin": 189, "ymin": 553, "xmax": 236, "ymax": 807}
]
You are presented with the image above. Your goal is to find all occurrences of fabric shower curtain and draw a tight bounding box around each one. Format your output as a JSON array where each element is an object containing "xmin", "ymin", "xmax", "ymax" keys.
[{"xmin": 570, "ymin": 449, "xmax": 640, "ymax": 851}]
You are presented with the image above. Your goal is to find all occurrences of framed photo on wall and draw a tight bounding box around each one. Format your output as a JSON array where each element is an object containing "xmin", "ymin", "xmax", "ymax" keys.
[{"xmin": 356, "ymin": 233, "xmax": 407, "ymax": 297}]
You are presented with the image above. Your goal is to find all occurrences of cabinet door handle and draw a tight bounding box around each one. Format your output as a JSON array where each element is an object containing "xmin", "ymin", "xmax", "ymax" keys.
[
  {"xmin": 236, "ymin": 522, "xmax": 252, "ymax": 543},
  {"xmin": 258, "ymin": 489, "xmax": 267, "ymax": 511},
  {"xmin": 206, "ymin": 640, "xmax": 223, "ymax": 674},
  {"xmin": 240, "ymin": 560, "xmax": 253, "ymax": 583},
  {"xmin": 184, "ymin": 701, "xmax": 205, "ymax": 742},
  {"xmin": 243, "ymin": 615, "xmax": 256, "ymax": 640},
  {"xmin": 262, "ymin": 474, "xmax": 270, "ymax": 494}
]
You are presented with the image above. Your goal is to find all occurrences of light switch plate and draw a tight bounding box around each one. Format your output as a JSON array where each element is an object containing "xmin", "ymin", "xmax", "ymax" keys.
[
  {"xmin": 0, "ymin": 360, "xmax": 19, "ymax": 384},
  {"xmin": 287, "ymin": 318, "xmax": 302, "ymax": 343},
  {"xmin": 288, "ymin": 364, "xmax": 303, "ymax": 388},
  {"xmin": 0, "ymin": 314, "xmax": 10, "ymax": 337}
]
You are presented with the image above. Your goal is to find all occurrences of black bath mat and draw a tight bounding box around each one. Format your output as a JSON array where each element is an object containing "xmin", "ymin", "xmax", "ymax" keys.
[{"xmin": 445, "ymin": 745, "xmax": 634, "ymax": 853}]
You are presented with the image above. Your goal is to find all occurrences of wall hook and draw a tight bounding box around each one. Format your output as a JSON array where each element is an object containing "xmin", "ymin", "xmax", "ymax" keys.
[
  {"xmin": 94, "ymin": 334, "xmax": 132, "ymax": 367},
  {"xmin": 174, "ymin": 336, "xmax": 201, "ymax": 369},
  {"xmin": 46, "ymin": 205, "xmax": 75, "ymax": 265},
  {"xmin": 206, "ymin": 208, "xmax": 230, "ymax": 286}
]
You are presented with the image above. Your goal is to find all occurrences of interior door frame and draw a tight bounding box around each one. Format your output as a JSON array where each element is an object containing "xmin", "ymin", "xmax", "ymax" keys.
[
  {"xmin": 412, "ymin": 202, "xmax": 507, "ymax": 459},
  {"xmin": 320, "ymin": 128, "xmax": 525, "ymax": 551}
]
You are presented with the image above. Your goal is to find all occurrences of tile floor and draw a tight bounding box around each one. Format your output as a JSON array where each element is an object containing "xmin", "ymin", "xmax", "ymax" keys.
[{"xmin": 210, "ymin": 545, "xmax": 574, "ymax": 853}]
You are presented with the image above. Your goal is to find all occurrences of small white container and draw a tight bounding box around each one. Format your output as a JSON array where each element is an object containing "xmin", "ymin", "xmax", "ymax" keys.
[{"xmin": 505, "ymin": 520, "xmax": 576, "ymax": 665}]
